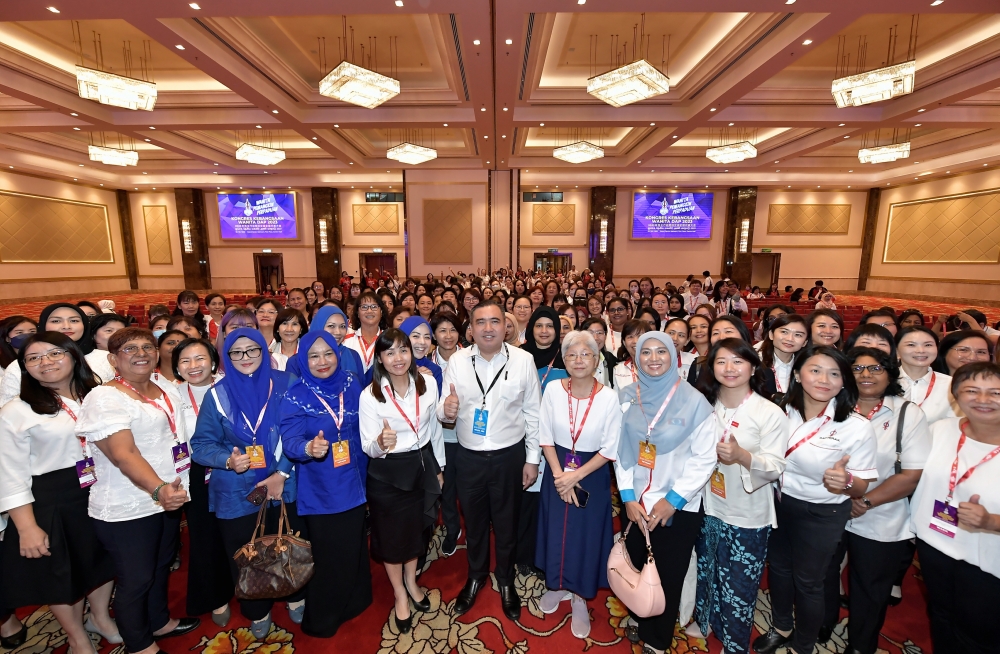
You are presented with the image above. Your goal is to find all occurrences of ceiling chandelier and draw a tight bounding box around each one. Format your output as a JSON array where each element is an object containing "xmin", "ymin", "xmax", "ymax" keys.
[
  {"xmin": 587, "ymin": 60, "xmax": 669, "ymax": 108},
  {"xmin": 236, "ymin": 143, "xmax": 286, "ymax": 166},
  {"xmin": 88, "ymin": 144, "xmax": 138, "ymax": 166},
  {"xmin": 706, "ymin": 141, "xmax": 757, "ymax": 164},
  {"xmin": 832, "ymin": 60, "xmax": 915, "ymax": 108},
  {"xmin": 319, "ymin": 61, "xmax": 399, "ymax": 109},
  {"xmin": 858, "ymin": 142, "xmax": 910, "ymax": 164},
  {"xmin": 72, "ymin": 27, "xmax": 157, "ymax": 110},
  {"xmin": 553, "ymin": 141, "xmax": 605, "ymax": 164},
  {"xmin": 387, "ymin": 142, "xmax": 437, "ymax": 165}
]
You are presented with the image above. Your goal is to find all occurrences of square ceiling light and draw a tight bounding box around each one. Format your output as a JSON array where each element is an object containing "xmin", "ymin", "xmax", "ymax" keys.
[
  {"xmin": 858, "ymin": 142, "xmax": 911, "ymax": 163},
  {"xmin": 832, "ymin": 60, "xmax": 915, "ymax": 108},
  {"xmin": 387, "ymin": 142, "xmax": 438, "ymax": 165},
  {"xmin": 88, "ymin": 145, "xmax": 139, "ymax": 166},
  {"xmin": 587, "ymin": 60, "xmax": 669, "ymax": 107},
  {"xmin": 236, "ymin": 143, "xmax": 286, "ymax": 165},
  {"xmin": 76, "ymin": 66, "xmax": 157, "ymax": 111},
  {"xmin": 319, "ymin": 61, "xmax": 400, "ymax": 109},
  {"xmin": 706, "ymin": 141, "xmax": 757, "ymax": 164},
  {"xmin": 553, "ymin": 141, "xmax": 604, "ymax": 164}
]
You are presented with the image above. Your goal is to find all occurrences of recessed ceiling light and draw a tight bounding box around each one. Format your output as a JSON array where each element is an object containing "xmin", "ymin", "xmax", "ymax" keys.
[
  {"xmin": 931, "ymin": 0, "xmax": 943, "ymax": 5},
  {"xmin": 175, "ymin": 45, "xmax": 185, "ymax": 50},
  {"xmin": 443, "ymin": 123, "xmax": 448, "ymax": 126},
  {"xmin": 728, "ymin": 122, "xmax": 734, "ymax": 126},
  {"xmin": 189, "ymin": 2, "xmax": 200, "ymax": 8},
  {"xmin": 946, "ymin": 170, "xmax": 950, "ymax": 173},
  {"xmin": 844, "ymin": 135, "xmax": 850, "ymax": 139},
  {"xmin": 70, "ymin": 112, "xmax": 78, "ymax": 116},
  {"xmin": 540, "ymin": 123, "xmax": 544, "ymax": 126},
  {"xmin": 650, "ymin": 122, "xmax": 655, "ymax": 126},
  {"xmin": 73, "ymin": 127, "xmax": 80, "ymax": 130},
  {"xmin": 788, "ymin": 185, "xmax": 791, "ymax": 188},
  {"xmin": 578, "ymin": 0, "xmax": 586, "ymax": 4},
  {"xmin": 46, "ymin": 6, "xmax": 60, "ymax": 12},
  {"xmin": 73, "ymin": 178, "xmax": 77, "ymax": 181},
  {"xmin": 144, "ymin": 138, "xmax": 150, "ymax": 142},
  {"xmin": 481, "ymin": 107, "xmax": 486, "ymax": 112},
  {"xmin": 473, "ymin": 39, "xmax": 481, "ymax": 45},
  {"xmin": 985, "ymin": 163, "xmax": 989, "ymax": 166},
  {"xmin": 312, "ymin": 137, "xmax": 317, "ymax": 140},
  {"xmin": 149, "ymin": 126, "xmax": 155, "ymax": 129},
  {"xmin": 672, "ymin": 135, "xmax": 678, "ymax": 138},
  {"xmin": 849, "ymin": 169, "xmax": 853, "ymax": 172},
  {"xmin": 143, "ymin": 171, "xmax": 147, "ymax": 174},
  {"xmin": 915, "ymin": 161, "xmax": 920, "ymax": 164},
  {"xmin": 502, "ymin": 135, "xmax": 506, "ymax": 138},
  {"xmin": 213, "ymin": 162, "xmax": 219, "ymax": 165},
  {"xmin": 334, "ymin": 124, "xmax": 339, "ymax": 128},
  {"xmin": 774, "ymin": 160, "xmax": 780, "ymax": 163},
  {"xmin": 776, "ymin": 170, "xmax": 780, "ymax": 172},
  {"xmin": 503, "ymin": 107, "xmax": 508, "ymax": 112},
  {"xmin": 802, "ymin": 39, "xmax": 813, "ymax": 45},
  {"xmin": 272, "ymin": 109, "xmax": 279, "ymax": 114},
  {"xmin": 255, "ymin": 125, "xmax": 261, "ymax": 128},
  {"xmin": 914, "ymin": 123, "xmax": 921, "ymax": 126},
  {"xmin": 484, "ymin": 135, "xmax": 488, "ymax": 139},
  {"xmin": 505, "ymin": 39, "xmax": 513, "ymax": 45},
  {"xmin": 710, "ymin": 108, "xmax": 717, "ymax": 112},
  {"xmin": 79, "ymin": 164, "xmax": 84, "ymax": 166},
  {"xmin": 848, "ymin": 186, "xmax": 851, "ymax": 188},
  {"xmin": 135, "ymin": 187, "xmax": 138, "ymax": 190},
  {"xmin": 349, "ymin": 162, "xmax": 353, "ymax": 164},
  {"xmin": 395, "ymin": 0, "xmax": 404, "ymax": 5},
  {"xmin": 213, "ymin": 171, "xmax": 218, "ymax": 174},
  {"xmin": 838, "ymin": 123, "xmax": 845, "ymax": 127},
  {"xmin": 785, "ymin": 0, "xmax": 795, "ymax": 3},
  {"xmin": 100, "ymin": 183, "xmax": 103, "ymax": 186},
  {"xmin": 918, "ymin": 108, "xmax": 925, "ymax": 112}
]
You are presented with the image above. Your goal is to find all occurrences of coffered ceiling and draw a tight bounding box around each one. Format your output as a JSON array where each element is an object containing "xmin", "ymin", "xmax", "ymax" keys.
[{"xmin": 0, "ymin": 0, "xmax": 999, "ymax": 191}]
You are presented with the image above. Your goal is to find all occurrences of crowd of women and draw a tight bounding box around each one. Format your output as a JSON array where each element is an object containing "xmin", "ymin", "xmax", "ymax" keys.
[{"xmin": 0, "ymin": 268, "xmax": 996, "ymax": 654}]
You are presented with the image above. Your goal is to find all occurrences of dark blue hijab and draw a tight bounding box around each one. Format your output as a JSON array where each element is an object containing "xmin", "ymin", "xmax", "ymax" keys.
[
  {"xmin": 399, "ymin": 315, "xmax": 443, "ymax": 390},
  {"xmin": 220, "ymin": 328, "xmax": 275, "ymax": 446},
  {"xmin": 295, "ymin": 330, "xmax": 350, "ymax": 398}
]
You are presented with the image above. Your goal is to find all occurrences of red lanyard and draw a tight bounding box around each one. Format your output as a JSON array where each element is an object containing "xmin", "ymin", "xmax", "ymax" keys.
[
  {"xmin": 358, "ymin": 330, "xmax": 381, "ymax": 367},
  {"xmin": 855, "ymin": 399, "xmax": 884, "ymax": 421},
  {"xmin": 541, "ymin": 363, "xmax": 554, "ymax": 386},
  {"xmin": 187, "ymin": 385, "xmax": 201, "ymax": 416},
  {"xmin": 609, "ymin": 330, "xmax": 618, "ymax": 354},
  {"xmin": 240, "ymin": 380, "xmax": 274, "ymax": 444},
  {"xmin": 946, "ymin": 421, "xmax": 1000, "ymax": 503},
  {"xmin": 59, "ymin": 400, "xmax": 89, "ymax": 458},
  {"xmin": 311, "ymin": 391, "xmax": 345, "ymax": 435},
  {"xmin": 916, "ymin": 372, "xmax": 937, "ymax": 407},
  {"xmin": 565, "ymin": 379, "xmax": 598, "ymax": 453},
  {"xmin": 385, "ymin": 383, "xmax": 421, "ymax": 436},
  {"xmin": 635, "ymin": 379, "xmax": 681, "ymax": 440},
  {"xmin": 785, "ymin": 414, "xmax": 832, "ymax": 458},
  {"xmin": 114, "ymin": 377, "xmax": 178, "ymax": 440},
  {"xmin": 627, "ymin": 361, "xmax": 637, "ymax": 383},
  {"xmin": 716, "ymin": 391, "xmax": 752, "ymax": 443},
  {"xmin": 676, "ymin": 351, "xmax": 682, "ymax": 369}
]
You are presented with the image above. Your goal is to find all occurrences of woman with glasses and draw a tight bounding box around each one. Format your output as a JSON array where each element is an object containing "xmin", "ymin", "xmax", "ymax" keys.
[
  {"xmin": 535, "ymin": 331, "xmax": 621, "ymax": 640},
  {"xmin": 191, "ymin": 328, "xmax": 301, "ymax": 639},
  {"xmin": 0, "ymin": 333, "xmax": 119, "ymax": 653},
  {"xmin": 896, "ymin": 327, "xmax": 958, "ymax": 426},
  {"xmin": 271, "ymin": 308, "xmax": 306, "ymax": 371},
  {"xmin": 75, "ymin": 327, "xmax": 199, "ymax": 654},
  {"xmin": 345, "ymin": 291, "xmax": 386, "ymax": 376},
  {"xmin": 908, "ymin": 362, "xmax": 1000, "ymax": 654},
  {"xmin": 255, "ymin": 299, "xmax": 283, "ymax": 354},
  {"xmin": 605, "ymin": 297, "xmax": 630, "ymax": 356},
  {"xmin": 935, "ymin": 331, "xmax": 992, "ymax": 376}
]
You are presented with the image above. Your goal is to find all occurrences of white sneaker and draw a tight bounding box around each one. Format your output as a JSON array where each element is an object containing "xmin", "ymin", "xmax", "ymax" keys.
[
  {"xmin": 570, "ymin": 594, "xmax": 590, "ymax": 639},
  {"xmin": 539, "ymin": 589, "xmax": 571, "ymax": 614},
  {"xmin": 685, "ymin": 622, "xmax": 709, "ymax": 639}
]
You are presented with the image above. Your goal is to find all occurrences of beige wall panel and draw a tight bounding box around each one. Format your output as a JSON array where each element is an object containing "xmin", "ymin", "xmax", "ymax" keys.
[
  {"xmin": 423, "ymin": 199, "xmax": 472, "ymax": 264},
  {"xmin": 0, "ymin": 190, "xmax": 113, "ymax": 262},
  {"xmin": 142, "ymin": 205, "xmax": 173, "ymax": 265},
  {"xmin": 884, "ymin": 190, "xmax": 1000, "ymax": 263},
  {"xmin": 352, "ymin": 204, "xmax": 399, "ymax": 234},
  {"xmin": 532, "ymin": 204, "xmax": 576, "ymax": 234},
  {"xmin": 767, "ymin": 204, "xmax": 851, "ymax": 234}
]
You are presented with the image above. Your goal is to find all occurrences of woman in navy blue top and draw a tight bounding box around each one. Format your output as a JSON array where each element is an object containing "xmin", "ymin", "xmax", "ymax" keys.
[
  {"xmin": 190, "ymin": 328, "xmax": 301, "ymax": 639},
  {"xmin": 279, "ymin": 330, "xmax": 371, "ymax": 638}
]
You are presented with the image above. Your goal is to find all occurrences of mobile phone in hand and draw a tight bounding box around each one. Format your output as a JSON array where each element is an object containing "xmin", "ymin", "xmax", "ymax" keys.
[
  {"xmin": 246, "ymin": 486, "xmax": 267, "ymax": 506},
  {"xmin": 575, "ymin": 487, "xmax": 590, "ymax": 508}
]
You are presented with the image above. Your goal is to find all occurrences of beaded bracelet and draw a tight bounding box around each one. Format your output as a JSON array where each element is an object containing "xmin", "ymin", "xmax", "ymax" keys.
[{"xmin": 151, "ymin": 482, "xmax": 168, "ymax": 504}]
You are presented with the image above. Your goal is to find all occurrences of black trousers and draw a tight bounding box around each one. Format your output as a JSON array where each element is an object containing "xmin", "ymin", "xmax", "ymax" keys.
[
  {"xmin": 768, "ymin": 494, "xmax": 851, "ymax": 654},
  {"xmin": 92, "ymin": 511, "xmax": 180, "ymax": 653},
  {"xmin": 185, "ymin": 462, "xmax": 235, "ymax": 616},
  {"xmin": 623, "ymin": 510, "xmax": 703, "ymax": 651},
  {"xmin": 917, "ymin": 539, "xmax": 1000, "ymax": 654},
  {"xmin": 441, "ymin": 442, "xmax": 462, "ymax": 541},
  {"xmin": 301, "ymin": 506, "xmax": 372, "ymax": 638},
  {"xmin": 456, "ymin": 440, "xmax": 526, "ymax": 586},
  {"xmin": 515, "ymin": 490, "xmax": 540, "ymax": 568},
  {"xmin": 217, "ymin": 502, "xmax": 308, "ymax": 622}
]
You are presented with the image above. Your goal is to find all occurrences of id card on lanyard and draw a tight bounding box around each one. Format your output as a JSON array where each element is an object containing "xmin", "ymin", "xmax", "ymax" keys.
[
  {"xmin": 930, "ymin": 422, "xmax": 1000, "ymax": 539},
  {"xmin": 711, "ymin": 391, "xmax": 752, "ymax": 498},
  {"xmin": 634, "ymin": 380, "xmax": 681, "ymax": 470},
  {"xmin": 241, "ymin": 381, "xmax": 274, "ymax": 469},
  {"xmin": 564, "ymin": 379, "xmax": 598, "ymax": 470},
  {"xmin": 60, "ymin": 400, "xmax": 96, "ymax": 488},
  {"xmin": 472, "ymin": 349, "xmax": 507, "ymax": 437},
  {"xmin": 312, "ymin": 391, "xmax": 350, "ymax": 467},
  {"xmin": 115, "ymin": 377, "xmax": 190, "ymax": 474}
]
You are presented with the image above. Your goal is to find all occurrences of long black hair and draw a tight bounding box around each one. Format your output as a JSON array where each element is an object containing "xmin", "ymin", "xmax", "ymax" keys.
[
  {"xmin": 172, "ymin": 290, "xmax": 201, "ymax": 316},
  {"xmin": 780, "ymin": 344, "xmax": 858, "ymax": 422},
  {"xmin": 0, "ymin": 315, "xmax": 37, "ymax": 369},
  {"xmin": 18, "ymin": 332, "xmax": 98, "ymax": 415},
  {"xmin": 370, "ymin": 328, "xmax": 426, "ymax": 403},
  {"xmin": 935, "ymin": 331, "xmax": 992, "ymax": 374},
  {"xmin": 39, "ymin": 303, "xmax": 94, "ymax": 355},
  {"xmin": 805, "ymin": 308, "xmax": 845, "ymax": 350},
  {"xmin": 709, "ymin": 315, "xmax": 753, "ymax": 344},
  {"xmin": 695, "ymin": 338, "xmax": 767, "ymax": 405},
  {"xmin": 846, "ymin": 346, "xmax": 904, "ymax": 398},
  {"xmin": 844, "ymin": 323, "xmax": 897, "ymax": 358},
  {"xmin": 760, "ymin": 314, "xmax": 807, "ymax": 368},
  {"xmin": 89, "ymin": 313, "xmax": 129, "ymax": 350},
  {"xmin": 617, "ymin": 319, "xmax": 652, "ymax": 362}
]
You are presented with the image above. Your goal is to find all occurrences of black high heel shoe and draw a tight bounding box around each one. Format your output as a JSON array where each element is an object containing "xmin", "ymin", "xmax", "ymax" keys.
[
  {"xmin": 409, "ymin": 590, "xmax": 431, "ymax": 613},
  {"xmin": 394, "ymin": 608, "xmax": 412, "ymax": 634},
  {"xmin": 0, "ymin": 621, "xmax": 27, "ymax": 649}
]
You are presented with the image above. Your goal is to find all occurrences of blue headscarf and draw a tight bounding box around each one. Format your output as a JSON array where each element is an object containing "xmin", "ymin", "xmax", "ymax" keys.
[
  {"xmin": 295, "ymin": 330, "xmax": 350, "ymax": 398},
  {"xmin": 292, "ymin": 304, "xmax": 365, "ymax": 382},
  {"xmin": 399, "ymin": 315, "xmax": 443, "ymax": 390},
  {"xmin": 618, "ymin": 331, "xmax": 714, "ymax": 468},
  {"xmin": 219, "ymin": 328, "xmax": 275, "ymax": 447}
]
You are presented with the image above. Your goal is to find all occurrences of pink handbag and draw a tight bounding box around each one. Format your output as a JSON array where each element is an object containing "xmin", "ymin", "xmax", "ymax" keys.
[{"xmin": 607, "ymin": 522, "xmax": 665, "ymax": 618}]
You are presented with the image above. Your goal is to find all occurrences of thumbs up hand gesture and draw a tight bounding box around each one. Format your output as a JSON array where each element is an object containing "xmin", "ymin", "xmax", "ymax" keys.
[
  {"xmin": 307, "ymin": 430, "xmax": 329, "ymax": 459},
  {"xmin": 443, "ymin": 383, "xmax": 460, "ymax": 421},
  {"xmin": 958, "ymin": 494, "xmax": 998, "ymax": 531},
  {"xmin": 378, "ymin": 419, "xmax": 397, "ymax": 452},
  {"xmin": 159, "ymin": 476, "xmax": 189, "ymax": 511},
  {"xmin": 823, "ymin": 454, "xmax": 852, "ymax": 494}
]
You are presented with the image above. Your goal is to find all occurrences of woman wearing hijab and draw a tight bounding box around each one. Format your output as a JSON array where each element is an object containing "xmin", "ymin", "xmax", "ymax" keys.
[
  {"xmin": 400, "ymin": 316, "xmax": 443, "ymax": 391},
  {"xmin": 0, "ymin": 304, "xmax": 94, "ymax": 408},
  {"xmin": 613, "ymin": 331, "xmax": 716, "ymax": 654},
  {"xmin": 190, "ymin": 328, "xmax": 302, "ymax": 639},
  {"xmin": 288, "ymin": 305, "xmax": 367, "ymax": 384},
  {"xmin": 280, "ymin": 330, "xmax": 371, "ymax": 638}
]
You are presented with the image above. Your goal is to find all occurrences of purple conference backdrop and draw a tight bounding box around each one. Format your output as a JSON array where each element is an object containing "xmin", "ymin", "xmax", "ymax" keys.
[
  {"xmin": 218, "ymin": 193, "xmax": 298, "ymax": 239},
  {"xmin": 631, "ymin": 191, "xmax": 714, "ymax": 239}
]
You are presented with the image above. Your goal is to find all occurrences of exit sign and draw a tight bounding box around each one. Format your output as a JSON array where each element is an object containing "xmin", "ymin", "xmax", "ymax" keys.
[{"xmin": 761, "ymin": 248, "xmax": 772, "ymax": 253}]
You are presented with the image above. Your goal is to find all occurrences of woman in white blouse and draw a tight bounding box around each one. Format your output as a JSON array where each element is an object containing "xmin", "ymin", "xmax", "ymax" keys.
[
  {"xmin": 431, "ymin": 312, "xmax": 464, "ymax": 556},
  {"xmin": 75, "ymin": 327, "xmax": 198, "ymax": 654},
  {"xmin": 359, "ymin": 329, "xmax": 445, "ymax": 635},
  {"xmin": 346, "ymin": 290, "xmax": 387, "ymax": 374},
  {"xmin": 663, "ymin": 318, "xmax": 696, "ymax": 382},
  {"xmin": 0, "ymin": 333, "xmax": 119, "ymax": 653},
  {"xmin": 614, "ymin": 331, "xmax": 716, "ymax": 654},
  {"xmin": 896, "ymin": 326, "xmax": 958, "ymax": 425},
  {"xmin": 754, "ymin": 345, "xmax": 878, "ymax": 654},
  {"xmin": 687, "ymin": 338, "xmax": 787, "ymax": 653},
  {"xmin": 271, "ymin": 308, "xmax": 306, "ymax": 371},
  {"xmin": 909, "ymin": 362, "xmax": 1000, "ymax": 654},
  {"xmin": 85, "ymin": 313, "xmax": 127, "ymax": 383},
  {"xmin": 535, "ymin": 331, "xmax": 622, "ymax": 640},
  {"xmin": 759, "ymin": 314, "xmax": 808, "ymax": 399},
  {"xmin": 611, "ymin": 319, "xmax": 652, "ymax": 394}
]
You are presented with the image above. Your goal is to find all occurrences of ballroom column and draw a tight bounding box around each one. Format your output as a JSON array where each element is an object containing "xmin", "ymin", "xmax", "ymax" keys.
[
  {"xmin": 588, "ymin": 186, "xmax": 617, "ymax": 279},
  {"xmin": 115, "ymin": 190, "xmax": 139, "ymax": 290},
  {"xmin": 723, "ymin": 186, "xmax": 758, "ymax": 287},
  {"xmin": 857, "ymin": 188, "xmax": 881, "ymax": 291},
  {"xmin": 311, "ymin": 188, "xmax": 341, "ymax": 288},
  {"xmin": 174, "ymin": 188, "xmax": 212, "ymax": 290}
]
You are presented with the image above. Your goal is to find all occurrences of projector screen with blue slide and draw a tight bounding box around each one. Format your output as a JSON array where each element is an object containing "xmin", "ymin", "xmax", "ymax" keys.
[
  {"xmin": 217, "ymin": 192, "xmax": 298, "ymax": 239},
  {"xmin": 630, "ymin": 191, "xmax": 714, "ymax": 240}
]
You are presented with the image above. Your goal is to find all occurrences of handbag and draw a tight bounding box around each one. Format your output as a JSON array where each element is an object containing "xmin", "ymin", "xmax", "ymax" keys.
[
  {"xmin": 233, "ymin": 499, "xmax": 315, "ymax": 600},
  {"xmin": 606, "ymin": 521, "xmax": 665, "ymax": 618}
]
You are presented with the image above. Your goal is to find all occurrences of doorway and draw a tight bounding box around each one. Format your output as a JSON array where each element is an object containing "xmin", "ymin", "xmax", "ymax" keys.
[
  {"xmin": 533, "ymin": 252, "xmax": 572, "ymax": 274},
  {"xmin": 360, "ymin": 253, "xmax": 398, "ymax": 278},
  {"xmin": 750, "ymin": 253, "xmax": 781, "ymax": 291},
  {"xmin": 253, "ymin": 253, "xmax": 284, "ymax": 294}
]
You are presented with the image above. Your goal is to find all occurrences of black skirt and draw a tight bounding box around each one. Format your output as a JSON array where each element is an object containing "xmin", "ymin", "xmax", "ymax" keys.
[
  {"xmin": 1, "ymin": 467, "xmax": 115, "ymax": 607},
  {"xmin": 185, "ymin": 461, "xmax": 235, "ymax": 615},
  {"xmin": 366, "ymin": 443, "xmax": 440, "ymax": 564}
]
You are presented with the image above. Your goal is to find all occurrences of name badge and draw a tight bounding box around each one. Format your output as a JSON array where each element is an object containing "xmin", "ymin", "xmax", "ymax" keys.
[
  {"xmin": 172, "ymin": 443, "xmax": 192, "ymax": 474},
  {"xmin": 204, "ymin": 467, "xmax": 212, "ymax": 484},
  {"xmin": 638, "ymin": 442, "xmax": 656, "ymax": 469},
  {"xmin": 564, "ymin": 452, "xmax": 582, "ymax": 470},
  {"xmin": 246, "ymin": 445, "xmax": 267, "ymax": 469},
  {"xmin": 473, "ymin": 408, "xmax": 489, "ymax": 437},
  {"xmin": 929, "ymin": 499, "xmax": 958, "ymax": 539},
  {"xmin": 333, "ymin": 441, "xmax": 351, "ymax": 468},
  {"xmin": 710, "ymin": 469, "xmax": 726, "ymax": 499},
  {"xmin": 76, "ymin": 457, "xmax": 97, "ymax": 488}
]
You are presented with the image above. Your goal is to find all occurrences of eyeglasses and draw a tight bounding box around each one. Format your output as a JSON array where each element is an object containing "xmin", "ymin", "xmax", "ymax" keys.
[
  {"xmin": 952, "ymin": 346, "xmax": 990, "ymax": 358},
  {"xmin": 359, "ymin": 304, "xmax": 380, "ymax": 311},
  {"xmin": 608, "ymin": 307, "xmax": 628, "ymax": 314},
  {"xmin": 257, "ymin": 310, "xmax": 278, "ymax": 317},
  {"xmin": 564, "ymin": 352, "xmax": 595, "ymax": 361},
  {"xmin": 957, "ymin": 388, "xmax": 1000, "ymax": 402},
  {"xmin": 121, "ymin": 344, "xmax": 157, "ymax": 356},
  {"xmin": 24, "ymin": 349, "xmax": 67, "ymax": 366},
  {"xmin": 228, "ymin": 347, "xmax": 263, "ymax": 361},
  {"xmin": 851, "ymin": 364, "xmax": 886, "ymax": 375}
]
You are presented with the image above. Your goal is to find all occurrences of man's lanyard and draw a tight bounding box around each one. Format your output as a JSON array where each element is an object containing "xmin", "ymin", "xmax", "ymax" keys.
[{"xmin": 472, "ymin": 346, "xmax": 508, "ymax": 409}]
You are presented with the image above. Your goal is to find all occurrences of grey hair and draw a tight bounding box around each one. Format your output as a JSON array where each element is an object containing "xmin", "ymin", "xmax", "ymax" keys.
[{"xmin": 561, "ymin": 329, "xmax": 599, "ymax": 359}]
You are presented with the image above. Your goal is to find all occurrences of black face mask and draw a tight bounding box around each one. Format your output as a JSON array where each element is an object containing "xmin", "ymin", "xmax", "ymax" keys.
[{"xmin": 10, "ymin": 334, "xmax": 32, "ymax": 350}]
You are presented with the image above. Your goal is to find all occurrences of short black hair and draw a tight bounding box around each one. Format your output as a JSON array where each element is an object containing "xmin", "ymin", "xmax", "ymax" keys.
[
  {"xmin": 844, "ymin": 323, "xmax": 896, "ymax": 356},
  {"xmin": 694, "ymin": 338, "xmax": 767, "ymax": 405},
  {"xmin": 951, "ymin": 361, "xmax": 1000, "ymax": 396},
  {"xmin": 847, "ymin": 346, "xmax": 904, "ymax": 398},
  {"xmin": 709, "ymin": 315, "xmax": 753, "ymax": 344},
  {"xmin": 172, "ymin": 338, "xmax": 220, "ymax": 379},
  {"xmin": 780, "ymin": 344, "xmax": 858, "ymax": 422}
]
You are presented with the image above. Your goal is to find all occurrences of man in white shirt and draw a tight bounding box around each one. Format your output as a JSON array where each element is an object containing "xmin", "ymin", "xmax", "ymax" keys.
[
  {"xmin": 682, "ymin": 280, "xmax": 708, "ymax": 315},
  {"xmin": 438, "ymin": 302, "xmax": 541, "ymax": 622},
  {"xmin": 702, "ymin": 270, "xmax": 713, "ymax": 289}
]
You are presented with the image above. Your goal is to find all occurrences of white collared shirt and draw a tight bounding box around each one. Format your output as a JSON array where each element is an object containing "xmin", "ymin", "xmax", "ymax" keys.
[
  {"xmin": 436, "ymin": 344, "xmax": 541, "ymax": 463},
  {"xmin": 702, "ymin": 392, "xmax": 787, "ymax": 529},
  {"xmin": 434, "ymin": 348, "xmax": 460, "ymax": 444},
  {"xmin": 360, "ymin": 373, "xmax": 445, "ymax": 468},
  {"xmin": 85, "ymin": 349, "xmax": 117, "ymax": 383},
  {"xmin": 847, "ymin": 396, "xmax": 931, "ymax": 542},
  {"xmin": 782, "ymin": 398, "xmax": 879, "ymax": 504},
  {"xmin": 539, "ymin": 380, "xmax": 621, "ymax": 459},
  {"xmin": 899, "ymin": 369, "xmax": 960, "ymax": 425},
  {"xmin": 772, "ymin": 355, "xmax": 794, "ymax": 394},
  {"xmin": 343, "ymin": 329, "xmax": 381, "ymax": 372},
  {"xmin": 612, "ymin": 361, "xmax": 637, "ymax": 400},
  {"xmin": 176, "ymin": 377, "xmax": 220, "ymax": 438},
  {"xmin": 910, "ymin": 418, "xmax": 1000, "ymax": 578},
  {"xmin": 682, "ymin": 292, "xmax": 707, "ymax": 315}
]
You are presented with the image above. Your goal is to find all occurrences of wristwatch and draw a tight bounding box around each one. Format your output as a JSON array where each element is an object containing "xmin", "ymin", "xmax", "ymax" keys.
[
  {"xmin": 861, "ymin": 495, "xmax": 873, "ymax": 509},
  {"xmin": 276, "ymin": 470, "xmax": 291, "ymax": 479}
]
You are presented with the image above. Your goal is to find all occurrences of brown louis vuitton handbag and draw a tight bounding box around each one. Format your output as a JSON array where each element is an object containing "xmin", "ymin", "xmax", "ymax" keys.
[{"xmin": 234, "ymin": 500, "xmax": 314, "ymax": 600}]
